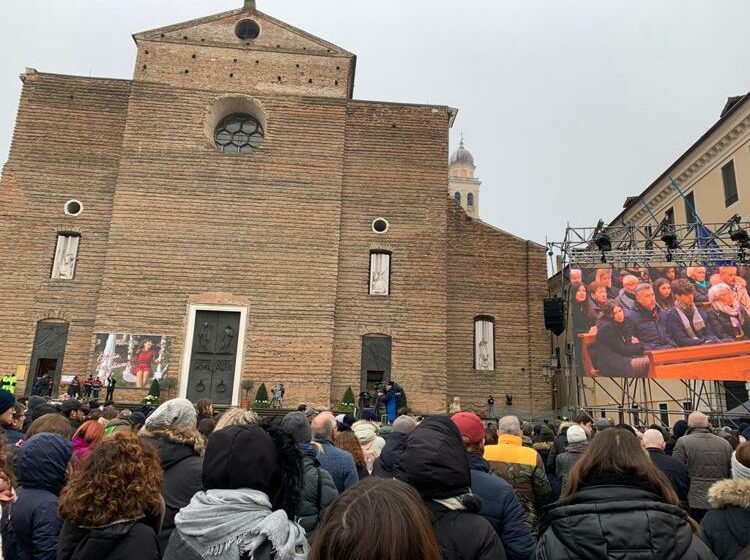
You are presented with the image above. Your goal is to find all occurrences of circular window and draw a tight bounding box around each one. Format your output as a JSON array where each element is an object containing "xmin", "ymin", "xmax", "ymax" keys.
[
  {"xmin": 372, "ymin": 218, "xmax": 389, "ymax": 234},
  {"xmin": 235, "ymin": 19, "xmax": 260, "ymax": 40},
  {"xmin": 64, "ymin": 200, "xmax": 83, "ymax": 216},
  {"xmin": 214, "ymin": 113, "xmax": 264, "ymax": 154}
]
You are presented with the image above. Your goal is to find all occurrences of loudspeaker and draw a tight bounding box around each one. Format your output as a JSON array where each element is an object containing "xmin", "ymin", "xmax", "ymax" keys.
[{"xmin": 544, "ymin": 297, "xmax": 566, "ymax": 336}]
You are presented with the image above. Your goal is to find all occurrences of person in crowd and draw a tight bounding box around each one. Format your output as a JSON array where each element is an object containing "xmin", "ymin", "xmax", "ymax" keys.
[
  {"xmin": 57, "ymin": 432, "xmax": 163, "ymax": 560},
  {"xmin": 67, "ymin": 376, "xmax": 80, "ymax": 399},
  {"xmin": 653, "ymin": 277, "xmax": 675, "ymax": 310},
  {"xmin": 0, "ymin": 390, "xmax": 17, "ymax": 440},
  {"xmin": 334, "ymin": 430, "xmax": 369, "ymax": 480},
  {"xmin": 448, "ymin": 396, "xmax": 462, "ymax": 414},
  {"xmin": 666, "ymin": 419, "xmax": 688, "ymax": 456},
  {"xmin": 372, "ymin": 415, "xmax": 417, "ymax": 477},
  {"xmin": 309, "ymin": 477, "xmax": 442, "ymax": 560},
  {"xmin": 587, "ymin": 281, "xmax": 609, "ymax": 318},
  {"xmin": 653, "ymin": 266, "xmax": 678, "ymax": 283},
  {"xmin": 61, "ymin": 399, "xmax": 84, "ymax": 432},
  {"xmin": 105, "ymin": 375, "xmax": 116, "ymax": 402},
  {"xmin": 533, "ymin": 425, "xmax": 555, "ymax": 468},
  {"xmin": 395, "ymin": 416, "xmax": 507, "ymax": 560},
  {"xmin": 537, "ymin": 426, "xmax": 715, "ymax": 559},
  {"xmin": 707, "ymin": 283, "xmax": 750, "ymax": 341},
  {"xmin": 352, "ymin": 420, "xmax": 385, "ymax": 475},
  {"xmin": 625, "ymin": 283, "xmax": 675, "ymax": 350},
  {"xmin": 3, "ymin": 403, "xmax": 25, "ymax": 446},
  {"xmin": 594, "ymin": 300, "xmax": 649, "ymax": 378},
  {"xmin": 546, "ymin": 421, "xmax": 571, "ymax": 477},
  {"xmin": 717, "ymin": 426, "xmax": 740, "ymax": 450},
  {"xmin": 334, "ymin": 414, "xmax": 354, "ymax": 434},
  {"xmin": 23, "ymin": 413, "xmax": 73, "ymax": 441},
  {"xmin": 594, "ymin": 268, "xmax": 617, "ymax": 299},
  {"xmin": 102, "ymin": 405, "xmax": 119, "ymax": 422},
  {"xmin": 452, "ymin": 412, "xmax": 535, "ymax": 560},
  {"xmin": 21, "ymin": 396, "xmax": 44, "ymax": 433},
  {"xmin": 82, "ymin": 375, "xmax": 94, "ymax": 399},
  {"xmin": 555, "ymin": 425, "xmax": 588, "ymax": 489},
  {"xmin": 672, "ymin": 411, "xmax": 732, "ymax": 522},
  {"xmin": 195, "ymin": 399, "xmax": 214, "ymax": 422},
  {"xmin": 570, "ymin": 282, "xmax": 596, "ymax": 336},
  {"xmin": 484, "ymin": 415, "xmax": 552, "ymax": 533},
  {"xmin": 6, "ymin": 433, "xmax": 73, "ymax": 560},
  {"xmin": 139, "ymin": 398, "xmax": 204, "ymax": 552},
  {"xmin": 686, "ymin": 266, "xmax": 710, "ymax": 303},
  {"xmin": 280, "ymin": 411, "xmax": 338, "ymax": 534},
  {"xmin": 311, "ymin": 412, "xmax": 358, "ymax": 493},
  {"xmin": 569, "ymin": 268, "xmax": 582, "ymax": 284},
  {"xmin": 615, "ymin": 274, "xmax": 640, "ymax": 312},
  {"xmin": 664, "ymin": 279, "xmax": 720, "ymax": 347},
  {"xmin": 214, "ymin": 407, "xmax": 258, "ymax": 431},
  {"xmin": 642, "ymin": 428, "xmax": 690, "ymax": 509},
  {"xmin": 381, "ymin": 380, "xmax": 402, "ymax": 424},
  {"xmin": 163, "ymin": 424, "xmax": 309, "ymax": 560},
  {"xmin": 197, "ymin": 418, "xmax": 216, "ymax": 441},
  {"xmin": 718, "ymin": 265, "xmax": 750, "ymax": 311},
  {"xmin": 71, "ymin": 420, "xmax": 105, "ymax": 466},
  {"xmin": 701, "ymin": 442, "xmax": 750, "ymax": 560}
]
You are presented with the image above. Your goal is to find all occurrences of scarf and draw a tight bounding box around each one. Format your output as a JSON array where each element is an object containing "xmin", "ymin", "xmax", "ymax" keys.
[
  {"xmin": 713, "ymin": 299, "xmax": 745, "ymax": 332},
  {"xmin": 174, "ymin": 489, "xmax": 308, "ymax": 560},
  {"xmin": 674, "ymin": 300, "xmax": 706, "ymax": 338},
  {"xmin": 733, "ymin": 452, "xmax": 750, "ymax": 481}
]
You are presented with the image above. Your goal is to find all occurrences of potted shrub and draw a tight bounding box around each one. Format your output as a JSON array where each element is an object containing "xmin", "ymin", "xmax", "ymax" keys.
[
  {"xmin": 253, "ymin": 383, "xmax": 270, "ymax": 409},
  {"xmin": 340, "ymin": 386, "xmax": 355, "ymax": 413},
  {"xmin": 241, "ymin": 379, "xmax": 254, "ymax": 409}
]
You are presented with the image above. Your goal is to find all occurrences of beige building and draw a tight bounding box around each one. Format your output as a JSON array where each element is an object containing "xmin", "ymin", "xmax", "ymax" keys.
[
  {"xmin": 449, "ymin": 136, "xmax": 481, "ymax": 218},
  {"xmin": 553, "ymin": 92, "xmax": 750, "ymax": 425}
]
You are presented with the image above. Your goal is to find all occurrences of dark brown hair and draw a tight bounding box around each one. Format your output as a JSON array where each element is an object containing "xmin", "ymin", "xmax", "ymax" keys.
[
  {"xmin": 563, "ymin": 428, "xmax": 678, "ymax": 505},
  {"xmin": 671, "ymin": 278, "xmax": 695, "ymax": 297},
  {"xmin": 335, "ymin": 430, "xmax": 366, "ymax": 470},
  {"xmin": 309, "ymin": 477, "xmax": 441, "ymax": 560},
  {"xmin": 59, "ymin": 432, "xmax": 162, "ymax": 526},
  {"xmin": 25, "ymin": 413, "xmax": 72, "ymax": 440},
  {"xmin": 196, "ymin": 399, "xmax": 213, "ymax": 418}
]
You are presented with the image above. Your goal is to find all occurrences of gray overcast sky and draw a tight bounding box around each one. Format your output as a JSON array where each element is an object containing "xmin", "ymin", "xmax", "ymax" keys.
[{"xmin": 1, "ymin": 0, "xmax": 748, "ymax": 246}]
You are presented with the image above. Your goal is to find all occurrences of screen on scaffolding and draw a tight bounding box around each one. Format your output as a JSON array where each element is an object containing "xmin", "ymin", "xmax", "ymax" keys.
[{"xmin": 569, "ymin": 264, "xmax": 750, "ymax": 380}]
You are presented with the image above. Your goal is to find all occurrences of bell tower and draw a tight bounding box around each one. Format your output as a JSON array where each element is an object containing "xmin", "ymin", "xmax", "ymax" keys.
[{"xmin": 448, "ymin": 134, "xmax": 481, "ymax": 218}]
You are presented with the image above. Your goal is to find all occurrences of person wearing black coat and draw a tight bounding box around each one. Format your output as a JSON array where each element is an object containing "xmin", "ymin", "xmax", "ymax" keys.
[
  {"xmin": 643, "ymin": 429, "xmax": 690, "ymax": 509},
  {"xmin": 706, "ymin": 283, "xmax": 750, "ymax": 341},
  {"xmin": 592, "ymin": 301, "xmax": 646, "ymax": 377},
  {"xmin": 3, "ymin": 433, "xmax": 73, "ymax": 560},
  {"xmin": 545, "ymin": 424, "xmax": 569, "ymax": 477},
  {"xmin": 663, "ymin": 279, "xmax": 720, "ymax": 347},
  {"xmin": 536, "ymin": 428, "xmax": 714, "ymax": 560},
  {"xmin": 701, "ymin": 444, "xmax": 750, "ymax": 560},
  {"xmin": 395, "ymin": 416, "xmax": 507, "ymax": 560},
  {"xmin": 372, "ymin": 431, "xmax": 408, "ymax": 477}
]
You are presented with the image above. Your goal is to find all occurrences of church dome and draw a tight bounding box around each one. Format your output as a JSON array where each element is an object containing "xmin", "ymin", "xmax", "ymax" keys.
[{"xmin": 449, "ymin": 138, "xmax": 475, "ymax": 167}]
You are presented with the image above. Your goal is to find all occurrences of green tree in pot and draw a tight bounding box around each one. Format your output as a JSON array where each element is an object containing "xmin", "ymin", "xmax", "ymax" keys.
[
  {"xmin": 340, "ymin": 386, "xmax": 355, "ymax": 413},
  {"xmin": 143, "ymin": 379, "xmax": 161, "ymax": 406},
  {"xmin": 241, "ymin": 379, "xmax": 254, "ymax": 409},
  {"xmin": 253, "ymin": 382, "xmax": 270, "ymax": 409}
]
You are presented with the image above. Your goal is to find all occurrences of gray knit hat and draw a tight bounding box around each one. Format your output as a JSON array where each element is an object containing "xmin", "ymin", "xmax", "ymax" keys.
[
  {"xmin": 144, "ymin": 398, "xmax": 197, "ymax": 431},
  {"xmin": 392, "ymin": 415, "xmax": 418, "ymax": 435},
  {"xmin": 280, "ymin": 411, "xmax": 312, "ymax": 444}
]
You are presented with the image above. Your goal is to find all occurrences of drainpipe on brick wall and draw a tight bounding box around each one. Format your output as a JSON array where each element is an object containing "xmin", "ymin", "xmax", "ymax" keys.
[{"xmin": 527, "ymin": 241, "xmax": 533, "ymax": 418}]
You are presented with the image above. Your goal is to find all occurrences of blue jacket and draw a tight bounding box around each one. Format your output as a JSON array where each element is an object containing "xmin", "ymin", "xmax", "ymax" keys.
[
  {"xmin": 467, "ymin": 453, "xmax": 536, "ymax": 560},
  {"xmin": 315, "ymin": 438, "xmax": 358, "ymax": 493},
  {"xmin": 625, "ymin": 304, "xmax": 675, "ymax": 350},
  {"xmin": 663, "ymin": 306, "xmax": 719, "ymax": 347},
  {"xmin": 7, "ymin": 434, "xmax": 73, "ymax": 560},
  {"xmin": 381, "ymin": 384, "xmax": 401, "ymax": 423}
]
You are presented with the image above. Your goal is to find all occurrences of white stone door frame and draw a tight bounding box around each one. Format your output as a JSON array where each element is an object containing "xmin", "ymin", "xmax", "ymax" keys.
[{"xmin": 179, "ymin": 303, "xmax": 248, "ymax": 406}]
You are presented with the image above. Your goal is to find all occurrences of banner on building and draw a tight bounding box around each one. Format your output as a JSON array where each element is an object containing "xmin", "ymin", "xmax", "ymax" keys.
[
  {"xmin": 570, "ymin": 264, "xmax": 750, "ymax": 380},
  {"xmin": 93, "ymin": 333, "xmax": 172, "ymax": 388}
]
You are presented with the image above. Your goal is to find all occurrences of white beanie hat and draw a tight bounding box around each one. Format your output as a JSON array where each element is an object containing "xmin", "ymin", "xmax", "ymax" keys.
[
  {"xmin": 144, "ymin": 398, "xmax": 197, "ymax": 431},
  {"xmin": 567, "ymin": 425, "xmax": 587, "ymax": 444}
]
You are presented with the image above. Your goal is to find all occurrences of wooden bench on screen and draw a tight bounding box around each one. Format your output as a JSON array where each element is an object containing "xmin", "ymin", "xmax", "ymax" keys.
[
  {"xmin": 646, "ymin": 340, "xmax": 750, "ymax": 381},
  {"xmin": 578, "ymin": 332, "xmax": 600, "ymax": 376}
]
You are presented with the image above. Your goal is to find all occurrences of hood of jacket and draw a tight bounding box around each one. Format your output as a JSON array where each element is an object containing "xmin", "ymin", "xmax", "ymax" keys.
[
  {"xmin": 708, "ymin": 478, "xmax": 750, "ymax": 509},
  {"xmin": 17, "ymin": 433, "xmax": 73, "ymax": 494},
  {"xmin": 377, "ymin": 431, "xmax": 407, "ymax": 473},
  {"xmin": 394, "ymin": 416, "xmax": 471, "ymax": 499},
  {"xmin": 140, "ymin": 425, "xmax": 204, "ymax": 469},
  {"xmin": 466, "ymin": 453, "xmax": 491, "ymax": 473},
  {"xmin": 58, "ymin": 520, "xmax": 154, "ymax": 560}
]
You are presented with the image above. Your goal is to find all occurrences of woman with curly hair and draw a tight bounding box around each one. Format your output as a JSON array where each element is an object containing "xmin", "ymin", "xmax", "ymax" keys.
[
  {"xmin": 71, "ymin": 420, "xmax": 105, "ymax": 465},
  {"xmin": 214, "ymin": 407, "xmax": 258, "ymax": 432},
  {"xmin": 335, "ymin": 430, "xmax": 369, "ymax": 480},
  {"xmin": 163, "ymin": 423, "xmax": 308, "ymax": 560},
  {"xmin": 58, "ymin": 432, "xmax": 164, "ymax": 560}
]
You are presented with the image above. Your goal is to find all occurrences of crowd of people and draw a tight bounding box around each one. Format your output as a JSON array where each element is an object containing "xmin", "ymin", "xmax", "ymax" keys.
[
  {"xmin": 2, "ymin": 387, "xmax": 750, "ymax": 559},
  {"xmin": 570, "ymin": 265, "xmax": 750, "ymax": 377}
]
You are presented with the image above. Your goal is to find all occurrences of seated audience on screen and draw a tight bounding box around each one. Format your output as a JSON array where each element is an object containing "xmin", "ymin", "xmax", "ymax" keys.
[
  {"xmin": 570, "ymin": 282, "xmax": 596, "ymax": 335},
  {"xmin": 686, "ymin": 266, "xmax": 710, "ymax": 303},
  {"xmin": 569, "ymin": 268, "xmax": 582, "ymax": 284},
  {"xmin": 719, "ymin": 266, "xmax": 750, "ymax": 311},
  {"xmin": 625, "ymin": 284, "xmax": 675, "ymax": 350},
  {"xmin": 615, "ymin": 275, "xmax": 640, "ymax": 312},
  {"xmin": 653, "ymin": 278, "xmax": 675, "ymax": 311},
  {"xmin": 594, "ymin": 268, "xmax": 617, "ymax": 299},
  {"xmin": 663, "ymin": 279, "xmax": 720, "ymax": 347},
  {"xmin": 588, "ymin": 281, "xmax": 609, "ymax": 318},
  {"xmin": 652, "ymin": 266, "xmax": 678, "ymax": 283},
  {"xmin": 592, "ymin": 301, "xmax": 648, "ymax": 377},
  {"xmin": 706, "ymin": 283, "xmax": 749, "ymax": 342}
]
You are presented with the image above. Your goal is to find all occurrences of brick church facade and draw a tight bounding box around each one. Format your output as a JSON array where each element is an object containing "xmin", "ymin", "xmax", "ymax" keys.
[{"xmin": 0, "ymin": 4, "xmax": 551, "ymax": 414}]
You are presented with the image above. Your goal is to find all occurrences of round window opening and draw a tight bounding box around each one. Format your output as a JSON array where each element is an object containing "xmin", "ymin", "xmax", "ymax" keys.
[
  {"xmin": 214, "ymin": 113, "xmax": 264, "ymax": 154},
  {"xmin": 372, "ymin": 218, "xmax": 389, "ymax": 234},
  {"xmin": 235, "ymin": 19, "xmax": 260, "ymax": 41},
  {"xmin": 64, "ymin": 200, "xmax": 83, "ymax": 216}
]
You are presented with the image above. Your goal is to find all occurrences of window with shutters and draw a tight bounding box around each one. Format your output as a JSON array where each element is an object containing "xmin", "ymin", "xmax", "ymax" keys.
[
  {"xmin": 473, "ymin": 316, "xmax": 495, "ymax": 371},
  {"xmin": 722, "ymin": 160, "xmax": 739, "ymax": 207},
  {"xmin": 51, "ymin": 233, "xmax": 80, "ymax": 280},
  {"xmin": 684, "ymin": 192, "xmax": 696, "ymax": 223},
  {"xmin": 659, "ymin": 403, "xmax": 669, "ymax": 427},
  {"xmin": 369, "ymin": 251, "xmax": 391, "ymax": 296}
]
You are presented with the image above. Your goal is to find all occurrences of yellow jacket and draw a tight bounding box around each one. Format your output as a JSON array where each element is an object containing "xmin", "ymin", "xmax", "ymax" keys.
[{"xmin": 484, "ymin": 434, "xmax": 539, "ymax": 468}]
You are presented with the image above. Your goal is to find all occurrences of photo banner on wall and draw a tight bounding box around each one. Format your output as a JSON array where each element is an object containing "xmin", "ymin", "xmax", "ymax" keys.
[
  {"xmin": 93, "ymin": 333, "xmax": 172, "ymax": 388},
  {"xmin": 569, "ymin": 264, "xmax": 750, "ymax": 381}
]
